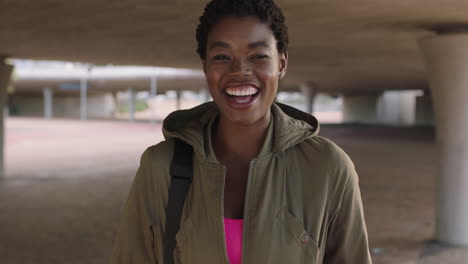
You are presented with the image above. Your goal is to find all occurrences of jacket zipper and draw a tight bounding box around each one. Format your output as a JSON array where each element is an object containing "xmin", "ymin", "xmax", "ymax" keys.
[
  {"xmin": 220, "ymin": 166, "xmax": 230, "ymax": 264},
  {"xmin": 241, "ymin": 159, "xmax": 256, "ymax": 264}
]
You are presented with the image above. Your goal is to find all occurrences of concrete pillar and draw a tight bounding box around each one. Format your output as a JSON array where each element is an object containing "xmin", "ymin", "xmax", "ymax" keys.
[
  {"xmin": 419, "ymin": 33, "xmax": 468, "ymax": 245},
  {"xmin": 300, "ymin": 83, "xmax": 317, "ymax": 115},
  {"xmin": 128, "ymin": 88, "xmax": 136, "ymax": 122},
  {"xmin": 376, "ymin": 90, "xmax": 419, "ymax": 126},
  {"xmin": 43, "ymin": 87, "xmax": 53, "ymax": 119},
  {"xmin": 149, "ymin": 76, "xmax": 158, "ymax": 124},
  {"xmin": 200, "ymin": 88, "xmax": 211, "ymax": 103},
  {"xmin": 342, "ymin": 94, "xmax": 380, "ymax": 124},
  {"xmin": 415, "ymin": 93, "xmax": 435, "ymax": 126},
  {"xmin": 80, "ymin": 78, "xmax": 88, "ymax": 121},
  {"xmin": 111, "ymin": 91, "xmax": 119, "ymax": 117},
  {"xmin": 176, "ymin": 90, "xmax": 182, "ymax": 110},
  {"xmin": 0, "ymin": 59, "xmax": 14, "ymax": 178}
]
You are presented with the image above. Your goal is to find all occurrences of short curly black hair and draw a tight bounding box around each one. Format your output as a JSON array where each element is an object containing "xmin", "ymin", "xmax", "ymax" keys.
[{"xmin": 196, "ymin": 0, "xmax": 288, "ymax": 59}]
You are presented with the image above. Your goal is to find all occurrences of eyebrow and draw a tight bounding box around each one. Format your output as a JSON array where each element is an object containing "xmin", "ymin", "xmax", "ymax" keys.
[
  {"xmin": 208, "ymin": 41, "xmax": 230, "ymax": 50},
  {"xmin": 248, "ymin": 41, "xmax": 270, "ymax": 49},
  {"xmin": 208, "ymin": 40, "xmax": 271, "ymax": 51}
]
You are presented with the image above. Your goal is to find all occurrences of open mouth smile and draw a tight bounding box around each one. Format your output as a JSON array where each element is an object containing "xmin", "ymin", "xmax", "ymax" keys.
[{"xmin": 223, "ymin": 84, "xmax": 260, "ymax": 107}]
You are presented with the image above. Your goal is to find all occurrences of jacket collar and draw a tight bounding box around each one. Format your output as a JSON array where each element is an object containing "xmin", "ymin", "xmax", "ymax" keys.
[{"xmin": 162, "ymin": 102, "xmax": 319, "ymax": 163}]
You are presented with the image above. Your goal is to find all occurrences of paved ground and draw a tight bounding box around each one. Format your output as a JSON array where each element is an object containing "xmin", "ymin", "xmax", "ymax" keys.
[{"xmin": 2, "ymin": 117, "xmax": 468, "ymax": 264}]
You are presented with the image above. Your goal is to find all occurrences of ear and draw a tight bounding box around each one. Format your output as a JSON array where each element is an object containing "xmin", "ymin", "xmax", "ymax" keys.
[{"xmin": 279, "ymin": 51, "xmax": 288, "ymax": 78}]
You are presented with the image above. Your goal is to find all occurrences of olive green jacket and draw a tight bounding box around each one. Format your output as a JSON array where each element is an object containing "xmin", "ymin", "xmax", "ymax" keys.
[{"xmin": 110, "ymin": 102, "xmax": 372, "ymax": 264}]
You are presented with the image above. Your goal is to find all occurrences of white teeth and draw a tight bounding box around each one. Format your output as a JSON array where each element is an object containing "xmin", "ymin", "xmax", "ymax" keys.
[
  {"xmin": 225, "ymin": 86, "xmax": 258, "ymax": 96},
  {"xmin": 233, "ymin": 97, "xmax": 250, "ymax": 103}
]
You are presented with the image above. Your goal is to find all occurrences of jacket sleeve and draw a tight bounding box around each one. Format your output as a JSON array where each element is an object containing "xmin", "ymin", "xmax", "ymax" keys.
[
  {"xmin": 110, "ymin": 148, "xmax": 158, "ymax": 264},
  {"xmin": 323, "ymin": 145, "xmax": 372, "ymax": 264}
]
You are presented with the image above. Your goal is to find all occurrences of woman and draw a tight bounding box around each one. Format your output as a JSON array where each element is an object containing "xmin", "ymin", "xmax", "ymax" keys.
[{"xmin": 111, "ymin": 0, "xmax": 372, "ymax": 263}]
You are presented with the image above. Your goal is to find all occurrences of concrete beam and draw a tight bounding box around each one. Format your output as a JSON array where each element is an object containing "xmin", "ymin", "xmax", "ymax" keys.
[
  {"xmin": 0, "ymin": 59, "xmax": 14, "ymax": 178},
  {"xmin": 419, "ymin": 33, "xmax": 468, "ymax": 245}
]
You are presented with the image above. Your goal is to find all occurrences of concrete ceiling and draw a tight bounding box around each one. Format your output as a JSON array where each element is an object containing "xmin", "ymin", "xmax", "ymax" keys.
[{"xmin": 1, "ymin": 0, "xmax": 468, "ymax": 93}]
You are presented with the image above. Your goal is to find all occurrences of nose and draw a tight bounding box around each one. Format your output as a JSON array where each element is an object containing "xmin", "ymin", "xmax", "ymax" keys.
[{"xmin": 230, "ymin": 57, "xmax": 252, "ymax": 76}]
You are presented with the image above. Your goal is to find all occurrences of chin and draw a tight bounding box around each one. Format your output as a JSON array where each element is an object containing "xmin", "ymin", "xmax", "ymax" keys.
[{"xmin": 222, "ymin": 108, "xmax": 268, "ymax": 127}]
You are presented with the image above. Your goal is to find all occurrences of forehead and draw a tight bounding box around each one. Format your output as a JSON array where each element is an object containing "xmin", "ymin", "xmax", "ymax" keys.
[{"xmin": 207, "ymin": 16, "xmax": 276, "ymax": 47}]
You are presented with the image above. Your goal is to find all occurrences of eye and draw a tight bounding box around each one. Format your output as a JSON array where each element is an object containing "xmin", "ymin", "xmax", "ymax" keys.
[
  {"xmin": 212, "ymin": 54, "xmax": 231, "ymax": 61},
  {"xmin": 250, "ymin": 54, "xmax": 270, "ymax": 60}
]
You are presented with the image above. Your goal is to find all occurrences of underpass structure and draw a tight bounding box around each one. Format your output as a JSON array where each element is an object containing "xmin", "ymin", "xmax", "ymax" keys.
[{"xmin": 1, "ymin": 0, "xmax": 468, "ymax": 248}]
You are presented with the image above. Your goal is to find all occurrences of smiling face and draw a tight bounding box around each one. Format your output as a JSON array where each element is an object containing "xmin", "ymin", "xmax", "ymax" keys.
[{"xmin": 203, "ymin": 16, "xmax": 288, "ymax": 127}]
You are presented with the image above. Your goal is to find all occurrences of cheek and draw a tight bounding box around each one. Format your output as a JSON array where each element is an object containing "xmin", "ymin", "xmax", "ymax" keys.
[
  {"xmin": 205, "ymin": 66, "xmax": 223, "ymax": 92},
  {"xmin": 256, "ymin": 64, "xmax": 279, "ymax": 86},
  {"xmin": 256, "ymin": 61, "xmax": 279, "ymax": 78}
]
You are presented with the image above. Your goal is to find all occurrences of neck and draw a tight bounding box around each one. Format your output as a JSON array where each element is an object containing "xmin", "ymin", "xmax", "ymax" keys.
[{"xmin": 212, "ymin": 111, "xmax": 271, "ymax": 163}]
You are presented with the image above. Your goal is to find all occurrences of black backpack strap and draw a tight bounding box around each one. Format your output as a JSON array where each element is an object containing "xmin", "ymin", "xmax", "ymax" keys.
[{"xmin": 164, "ymin": 139, "xmax": 193, "ymax": 264}]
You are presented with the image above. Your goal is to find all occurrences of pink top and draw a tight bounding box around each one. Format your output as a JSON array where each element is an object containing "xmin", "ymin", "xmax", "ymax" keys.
[{"xmin": 224, "ymin": 218, "xmax": 244, "ymax": 264}]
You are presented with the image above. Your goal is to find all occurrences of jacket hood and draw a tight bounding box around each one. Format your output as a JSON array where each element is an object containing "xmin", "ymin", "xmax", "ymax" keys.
[{"xmin": 162, "ymin": 102, "xmax": 319, "ymax": 163}]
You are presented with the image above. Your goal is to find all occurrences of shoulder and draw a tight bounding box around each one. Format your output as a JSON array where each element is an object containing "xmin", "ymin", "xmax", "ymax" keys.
[
  {"xmin": 293, "ymin": 136, "xmax": 355, "ymax": 172},
  {"xmin": 295, "ymin": 136, "xmax": 358, "ymax": 202},
  {"xmin": 134, "ymin": 139, "xmax": 176, "ymax": 193},
  {"xmin": 299, "ymin": 136, "xmax": 355, "ymax": 173},
  {"xmin": 143, "ymin": 139, "xmax": 175, "ymax": 165}
]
